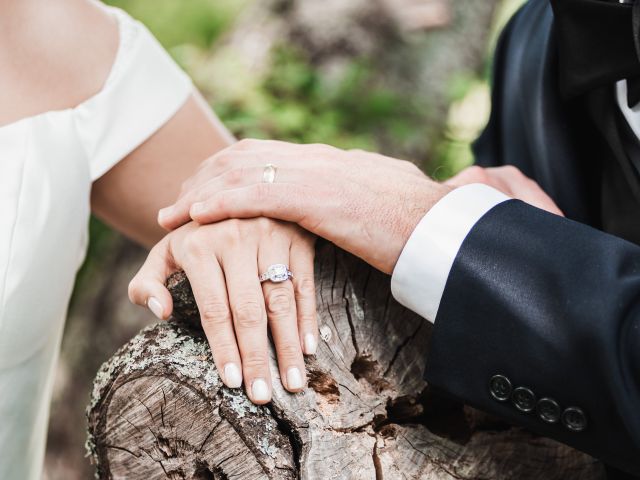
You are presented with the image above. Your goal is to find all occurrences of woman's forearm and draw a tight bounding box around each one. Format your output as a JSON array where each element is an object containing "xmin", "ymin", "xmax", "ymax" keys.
[{"xmin": 91, "ymin": 91, "xmax": 234, "ymax": 248}]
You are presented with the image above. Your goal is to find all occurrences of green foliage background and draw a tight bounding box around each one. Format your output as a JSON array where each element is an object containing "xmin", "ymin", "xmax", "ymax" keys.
[{"xmin": 102, "ymin": 0, "xmax": 522, "ymax": 165}]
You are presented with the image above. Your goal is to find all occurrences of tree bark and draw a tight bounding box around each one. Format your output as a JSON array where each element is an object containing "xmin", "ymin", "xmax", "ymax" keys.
[{"xmin": 87, "ymin": 243, "xmax": 605, "ymax": 479}]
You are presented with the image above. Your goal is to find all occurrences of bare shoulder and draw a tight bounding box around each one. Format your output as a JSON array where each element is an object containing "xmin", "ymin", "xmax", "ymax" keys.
[{"xmin": 0, "ymin": 0, "xmax": 119, "ymax": 126}]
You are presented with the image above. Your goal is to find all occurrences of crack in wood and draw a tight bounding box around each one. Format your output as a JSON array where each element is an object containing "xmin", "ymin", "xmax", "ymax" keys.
[
  {"xmin": 383, "ymin": 321, "xmax": 424, "ymax": 377},
  {"xmin": 105, "ymin": 444, "xmax": 141, "ymax": 458},
  {"xmin": 371, "ymin": 434, "xmax": 384, "ymax": 480},
  {"xmin": 198, "ymin": 418, "xmax": 223, "ymax": 453}
]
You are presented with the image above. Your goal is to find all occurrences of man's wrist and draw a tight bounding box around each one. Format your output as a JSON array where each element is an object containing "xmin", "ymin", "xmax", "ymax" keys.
[
  {"xmin": 391, "ymin": 183, "xmax": 510, "ymax": 322},
  {"xmin": 384, "ymin": 182, "xmax": 451, "ymax": 272}
]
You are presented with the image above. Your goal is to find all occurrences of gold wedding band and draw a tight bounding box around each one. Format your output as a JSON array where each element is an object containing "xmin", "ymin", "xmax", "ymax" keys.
[{"xmin": 263, "ymin": 164, "xmax": 277, "ymax": 184}]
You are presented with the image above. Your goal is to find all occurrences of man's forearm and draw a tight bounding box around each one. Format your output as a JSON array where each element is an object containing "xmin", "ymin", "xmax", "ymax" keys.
[{"xmin": 417, "ymin": 200, "xmax": 640, "ymax": 475}]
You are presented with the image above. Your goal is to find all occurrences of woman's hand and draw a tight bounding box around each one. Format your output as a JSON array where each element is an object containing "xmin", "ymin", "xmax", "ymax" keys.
[
  {"xmin": 128, "ymin": 218, "xmax": 317, "ymax": 405},
  {"xmin": 158, "ymin": 140, "xmax": 451, "ymax": 274}
]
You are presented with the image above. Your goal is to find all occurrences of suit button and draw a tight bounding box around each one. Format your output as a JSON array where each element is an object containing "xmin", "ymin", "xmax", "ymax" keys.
[
  {"xmin": 562, "ymin": 407, "xmax": 587, "ymax": 432},
  {"xmin": 512, "ymin": 386, "xmax": 536, "ymax": 412},
  {"xmin": 536, "ymin": 397, "xmax": 561, "ymax": 423},
  {"xmin": 489, "ymin": 374, "xmax": 512, "ymax": 402}
]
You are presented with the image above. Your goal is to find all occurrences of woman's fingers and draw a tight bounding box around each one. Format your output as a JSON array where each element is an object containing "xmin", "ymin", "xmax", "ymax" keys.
[
  {"xmin": 179, "ymin": 246, "xmax": 243, "ymax": 389},
  {"xmin": 128, "ymin": 239, "xmax": 174, "ymax": 320},
  {"xmin": 289, "ymin": 235, "xmax": 318, "ymax": 356},
  {"xmin": 221, "ymin": 242, "xmax": 273, "ymax": 404},
  {"xmin": 258, "ymin": 231, "xmax": 307, "ymax": 392}
]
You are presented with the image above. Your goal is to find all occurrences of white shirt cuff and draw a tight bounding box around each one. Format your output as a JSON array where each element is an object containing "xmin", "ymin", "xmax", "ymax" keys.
[
  {"xmin": 390, "ymin": 183, "xmax": 510, "ymax": 323},
  {"xmin": 616, "ymin": 80, "xmax": 640, "ymax": 142}
]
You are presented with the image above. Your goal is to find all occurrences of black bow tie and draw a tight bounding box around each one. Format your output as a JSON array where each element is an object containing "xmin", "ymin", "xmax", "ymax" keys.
[{"xmin": 551, "ymin": 0, "xmax": 640, "ymax": 107}]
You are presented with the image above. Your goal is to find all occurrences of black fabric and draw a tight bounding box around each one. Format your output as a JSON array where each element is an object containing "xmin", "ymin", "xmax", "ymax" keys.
[
  {"xmin": 426, "ymin": 201, "xmax": 640, "ymax": 475},
  {"xmin": 424, "ymin": 0, "xmax": 640, "ymax": 475},
  {"xmin": 473, "ymin": 0, "xmax": 600, "ymax": 225},
  {"xmin": 550, "ymin": 0, "xmax": 640, "ymax": 106},
  {"xmin": 585, "ymin": 86, "xmax": 640, "ymax": 242}
]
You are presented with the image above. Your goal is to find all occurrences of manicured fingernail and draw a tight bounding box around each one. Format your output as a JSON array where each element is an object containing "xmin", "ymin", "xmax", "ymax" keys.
[
  {"xmin": 147, "ymin": 297, "xmax": 164, "ymax": 320},
  {"xmin": 304, "ymin": 334, "xmax": 317, "ymax": 355},
  {"xmin": 287, "ymin": 367, "xmax": 304, "ymax": 390},
  {"xmin": 157, "ymin": 206, "xmax": 173, "ymax": 223},
  {"xmin": 224, "ymin": 363, "xmax": 242, "ymax": 388},
  {"xmin": 251, "ymin": 378, "xmax": 270, "ymax": 401},
  {"xmin": 190, "ymin": 202, "xmax": 205, "ymax": 216}
]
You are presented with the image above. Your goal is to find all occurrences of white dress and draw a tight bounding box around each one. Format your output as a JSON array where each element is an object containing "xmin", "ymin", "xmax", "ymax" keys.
[{"xmin": 0, "ymin": 6, "xmax": 192, "ymax": 479}]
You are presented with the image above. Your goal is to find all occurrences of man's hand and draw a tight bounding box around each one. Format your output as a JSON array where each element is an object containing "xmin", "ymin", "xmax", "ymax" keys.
[
  {"xmin": 158, "ymin": 140, "xmax": 451, "ymax": 274},
  {"xmin": 445, "ymin": 165, "xmax": 564, "ymax": 216}
]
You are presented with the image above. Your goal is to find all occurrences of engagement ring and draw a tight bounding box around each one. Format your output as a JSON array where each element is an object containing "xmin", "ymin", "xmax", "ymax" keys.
[{"xmin": 259, "ymin": 264, "xmax": 293, "ymax": 283}]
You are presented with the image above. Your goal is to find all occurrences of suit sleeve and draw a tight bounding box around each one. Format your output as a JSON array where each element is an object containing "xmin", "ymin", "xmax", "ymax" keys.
[{"xmin": 422, "ymin": 199, "xmax": 640, "ymax": 475}]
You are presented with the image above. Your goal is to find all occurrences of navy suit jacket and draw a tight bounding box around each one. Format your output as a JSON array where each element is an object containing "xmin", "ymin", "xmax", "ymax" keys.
[{"xmin": 423, "ymin": 0, "xmax": 640, "ymax": 476}]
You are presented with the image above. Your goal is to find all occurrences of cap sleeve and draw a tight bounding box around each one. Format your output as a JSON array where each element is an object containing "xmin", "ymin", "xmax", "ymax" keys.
[{"xmin": 74, "ymin": 6, "xmax": 193, "ymax": 181}]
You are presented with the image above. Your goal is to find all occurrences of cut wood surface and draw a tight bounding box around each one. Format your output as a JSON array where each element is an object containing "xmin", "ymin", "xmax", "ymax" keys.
[{"xmin": 87, "ymin": 243, "xmax": 605, "ymax": 479}]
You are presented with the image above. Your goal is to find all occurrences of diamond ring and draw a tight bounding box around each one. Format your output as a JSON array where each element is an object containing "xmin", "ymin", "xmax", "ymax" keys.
[
  {"xmin": 259, "ymin": 264, "xmax": 293, "ymax": 283},
  {"xmin": 263, "ymin": 164, "xmax": 277, "ymax": 184}
]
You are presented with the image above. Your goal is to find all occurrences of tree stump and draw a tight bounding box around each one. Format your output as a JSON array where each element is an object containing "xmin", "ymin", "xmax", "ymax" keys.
[{"xmin": 87, "ymin": 243, "xmax": 605, "ymax": 479}]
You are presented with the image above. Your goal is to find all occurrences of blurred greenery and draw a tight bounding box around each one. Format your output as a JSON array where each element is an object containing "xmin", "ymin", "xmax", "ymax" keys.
[
  {"xmin": 216, "ymin": 47, "xmax": 419, "ymax": 151},
  {"xmin": 102, "ymin": 0, "xmax": 526, "ymax": 175},
  {"xmin": 105, "ymin": 0, "xmax": 248, "ymax": 49},
  {"xmin": 104, "ymin": 0, "xmax": 525, "ymax": 164},
  {"xmin": 105, "ymin": 0, "xmax": 523, "ymax": 164}
]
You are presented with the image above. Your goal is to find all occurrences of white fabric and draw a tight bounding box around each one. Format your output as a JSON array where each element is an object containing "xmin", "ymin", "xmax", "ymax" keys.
[
  {"xmin": 616, "ymin": 80, "xmax": 640, "ymax": 142},
  {"xmin": 0, "ymin": 7, "xmax": 192, "ymax": 479},
  {"xmin": 391, "ymin": 184, "xmax": 509, "ymax": 322}
]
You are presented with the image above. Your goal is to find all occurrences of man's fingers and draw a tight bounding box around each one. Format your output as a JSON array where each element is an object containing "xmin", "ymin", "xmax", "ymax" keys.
[
  {"xmin": 180, "ymin": 250, "xmax": 243, "ymax": 389},
  {"xmin": 444, "ymin": 165, "xmax": 488, "ymax": 187},
  {"xmin": 490, "ymin": 167, "xmax": 565, "ymax": 216},
  {"xmin": 159, "ymin": 166, "xmax": 299, "ymax": 230},
  {"xmin": 445, "ymin": 166, "xmax": 564, "ymax": 217},
  {"xmin": 222, "ymin": 244, "xmax": 272, "ymax": 404},
  {"xmin": 289, "ymin": 235, "xmax": 318, "ymax": 356},
  {"xmin": 190, "ymin": 183, "xmax": 306, "ymax": 226},
  {"xmin": 158, "ymin": 166, "xmax": 259, "ymax": 230},
  {"xmin": 128, "ymin": 240, "xmax": 174, "ymax": 320},
  {"xmin": 258, "ymin": 232, "xmax": 306, "ymax": 393},
  {"xmin": 158, "ymin": 198, "xmax": 195, "ymax": 231}
]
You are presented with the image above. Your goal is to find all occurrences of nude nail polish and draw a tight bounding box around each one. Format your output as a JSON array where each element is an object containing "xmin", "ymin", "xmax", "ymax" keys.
[
  {"xmin": 304, "ymin": 333, "xmax": 317, "ymax": 355},
  {"xmin": 251, "ymin": 378, "xmax": 270, "ymax": 401},
  {"xmin": 157, "ymin": 207, "xmax": 173, "ymax": 223},
  {"xmin": 147, "ymin": 297, "xmax": 164, "ymax": 320},
  {"xmin": 224, "ymin": 363, "xmax": 242, "ymax": 388},
  {"xmin": 287, "ymin": 367, "xmax": 304, "ymax": 390}
]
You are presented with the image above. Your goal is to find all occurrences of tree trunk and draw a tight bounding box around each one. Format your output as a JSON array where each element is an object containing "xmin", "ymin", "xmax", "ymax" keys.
[{"xmin": 87, "ymin": 243, "xmax": 605, "ymax": 479}]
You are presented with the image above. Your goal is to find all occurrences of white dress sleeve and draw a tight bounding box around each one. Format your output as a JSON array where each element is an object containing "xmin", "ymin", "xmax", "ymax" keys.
[{"xmin": 73, "ymin": 6, "xmax": 193, "ymax": 181}]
